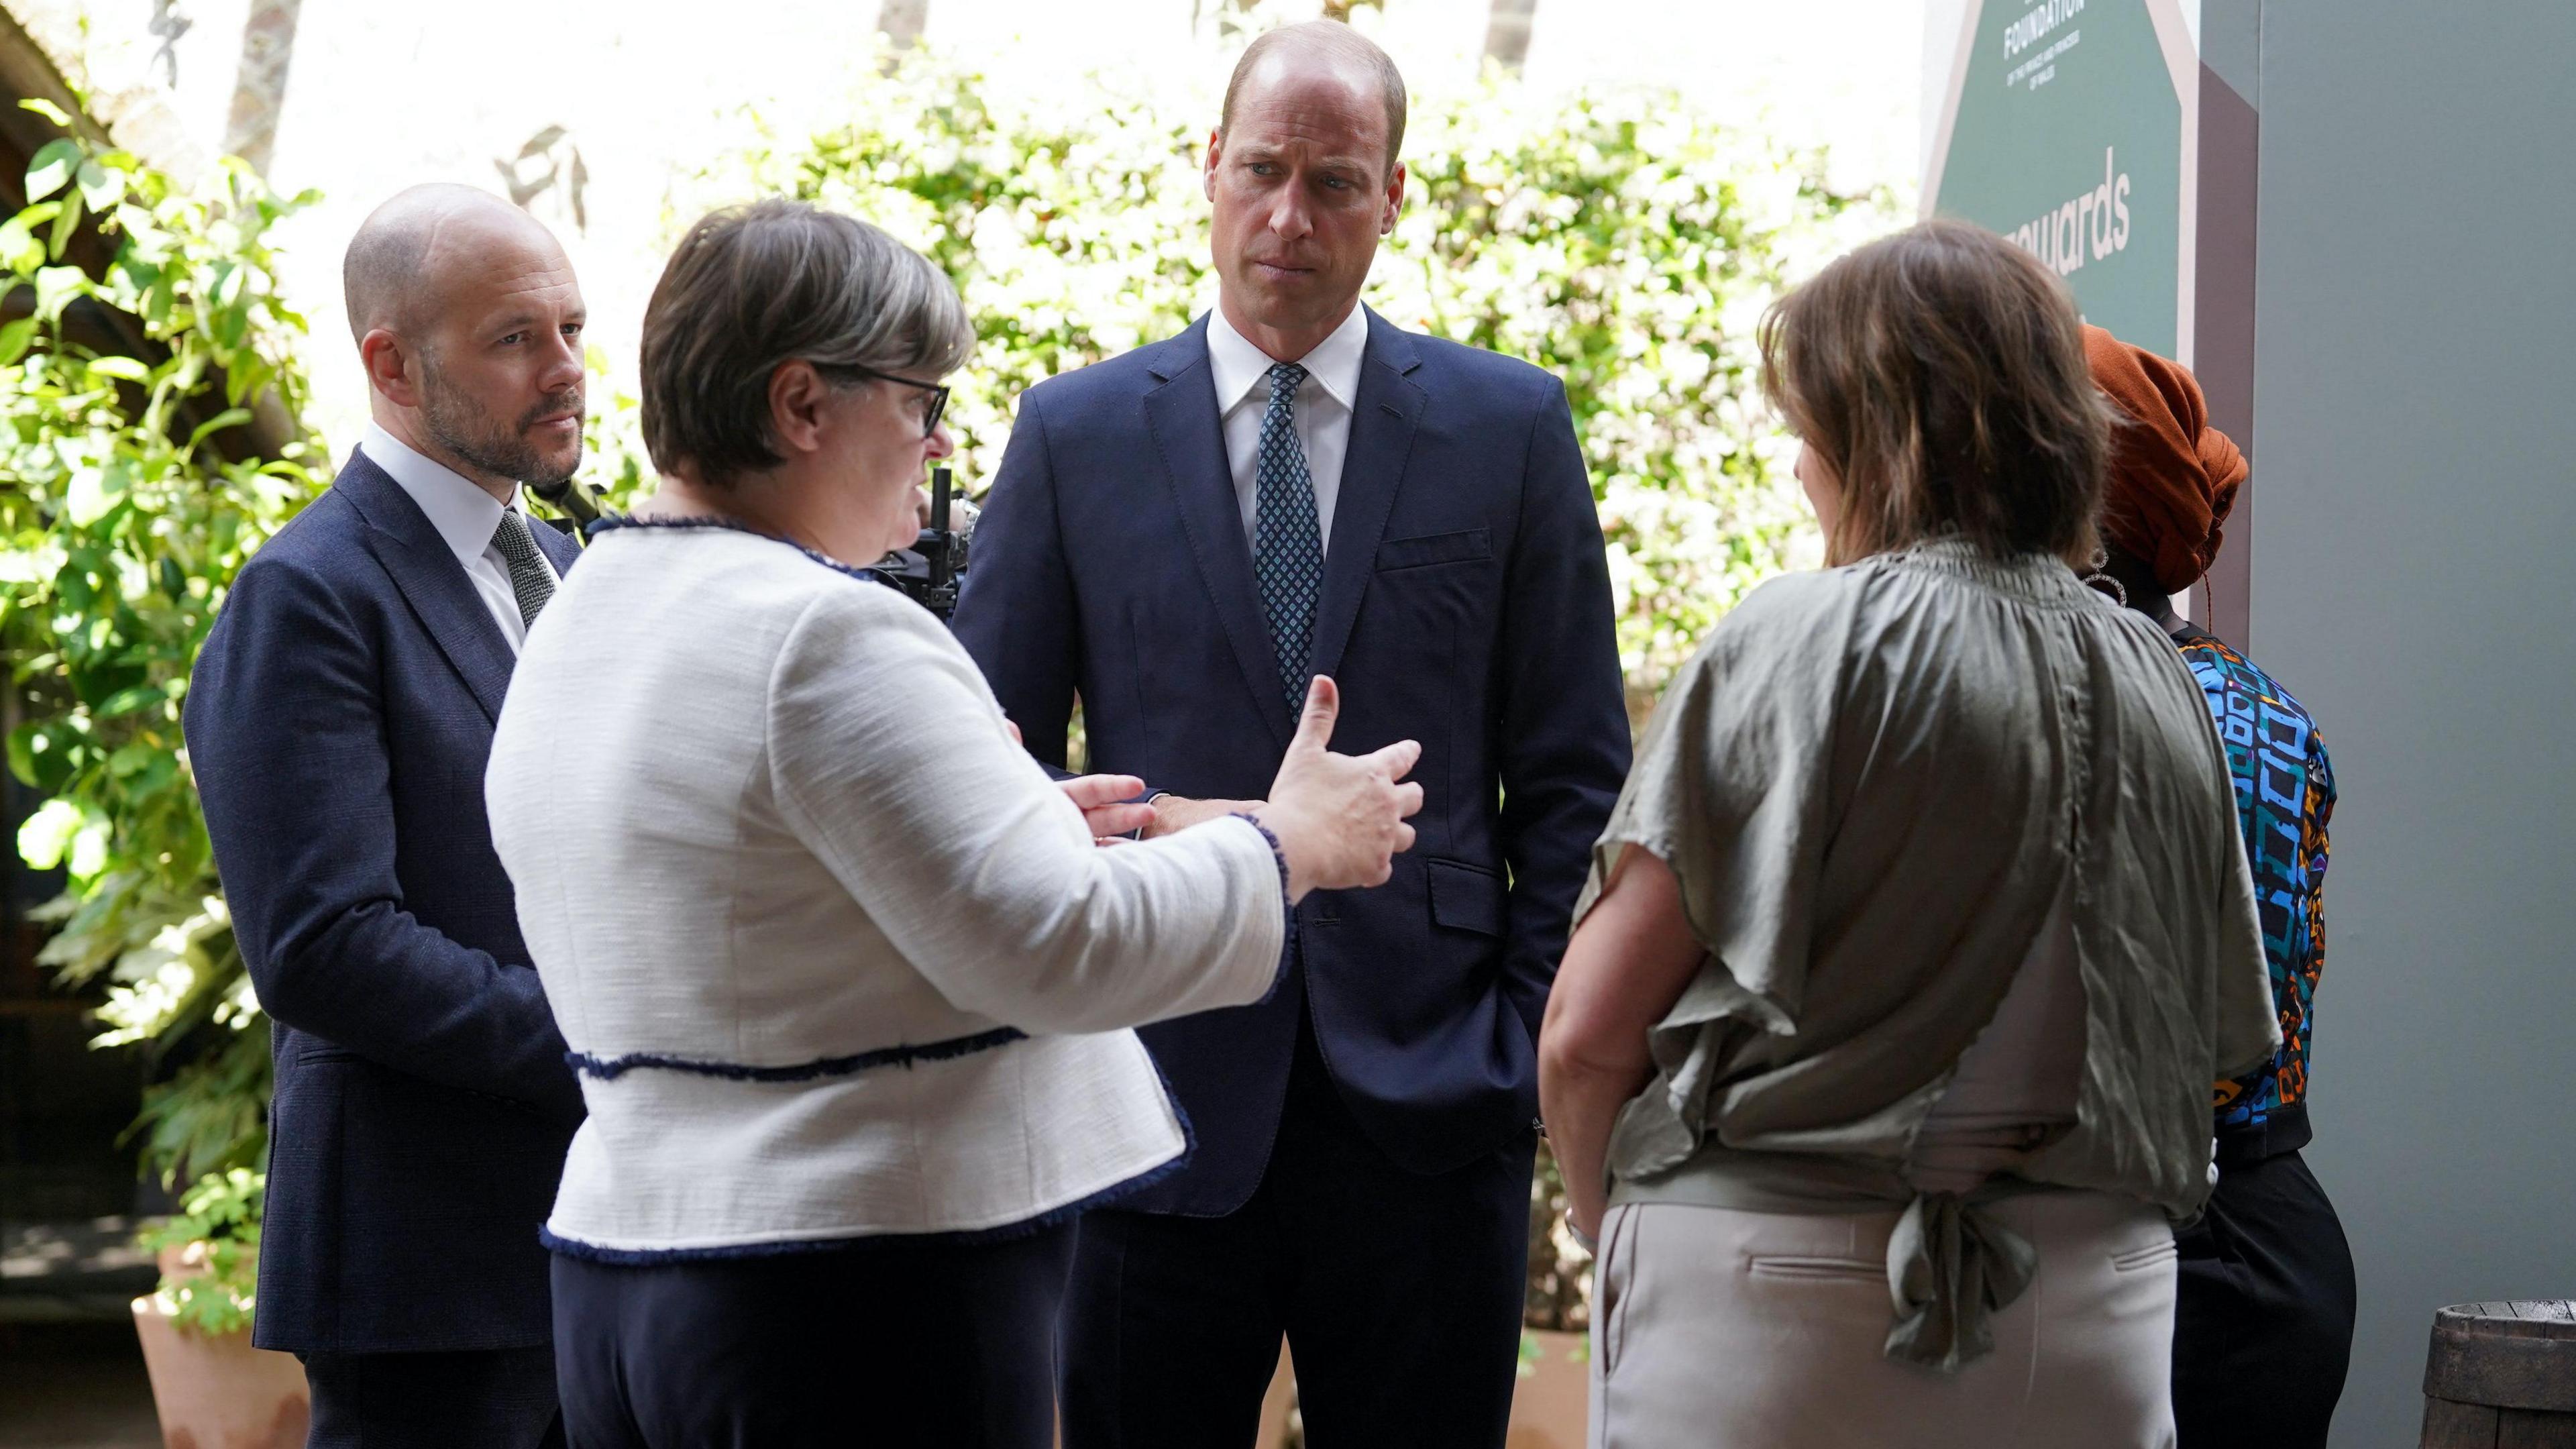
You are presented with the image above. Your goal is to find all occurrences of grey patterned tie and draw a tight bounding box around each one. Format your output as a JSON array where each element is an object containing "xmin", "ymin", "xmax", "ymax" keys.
[
  {"xmin": 1252, "ymin": 362, "xmax": 1324, "ymax": 714},
  {"xmin": 490, "ymin": 509, "xmax": 557, "ymax": 629}
]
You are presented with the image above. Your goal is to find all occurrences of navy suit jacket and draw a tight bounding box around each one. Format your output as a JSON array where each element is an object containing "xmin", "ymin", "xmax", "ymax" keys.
[
  {"xmin": 953, "ymin": 310, "xmax": 1629, "ymax": 1214},
  {"xmin": 184, "ymin": 450, "xmax": 583, "ymax": 1353}
]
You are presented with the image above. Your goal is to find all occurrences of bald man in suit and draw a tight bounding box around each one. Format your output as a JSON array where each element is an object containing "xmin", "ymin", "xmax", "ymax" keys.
[{"xmin": 186, "ymin": 186, "xmax": 590, "ymax": 1448}]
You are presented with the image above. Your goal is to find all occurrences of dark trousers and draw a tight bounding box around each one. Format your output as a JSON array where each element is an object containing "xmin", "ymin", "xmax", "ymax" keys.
[
  {"xmin": 301, "ymin": 1346, "xmax": 563, "ymax": 1449},
  {"xmin": 550, "ymin": 1221, "xmax": 1075, "ymax": 1449},
  {"xmin": 2174, "ymin": 1148, "xmax": 2357, "ymax": 1449},
  {"xmin": 1060, "ymin": 1023, "xmax": 1536, "ymax": 1449}
]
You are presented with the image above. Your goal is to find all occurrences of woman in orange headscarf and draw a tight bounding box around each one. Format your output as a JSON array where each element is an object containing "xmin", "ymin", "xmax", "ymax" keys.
[{"xmin": 2083, "ymin": 325, "xmax": 2357, "ymax": 1449}]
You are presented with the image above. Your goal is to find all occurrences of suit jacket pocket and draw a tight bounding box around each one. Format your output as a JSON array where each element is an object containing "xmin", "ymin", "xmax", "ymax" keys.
[
  {"xmin": 1426, "ymin": 858, "xmax": 1505, "ymax": 937},
  {"xmin": 1375, "ymin": 529, "xmax": 1492, "ymax": 573}
]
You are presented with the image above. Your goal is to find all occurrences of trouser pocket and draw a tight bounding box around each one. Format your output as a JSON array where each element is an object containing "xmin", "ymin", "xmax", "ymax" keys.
[
  {"xmin": 2110, "ymin": 1238, "xmax": 2180, "ymax": 1273},
  {"xmin": 1744, "ymin": 1254, "xmax": 1886, "ymax": 1284}
]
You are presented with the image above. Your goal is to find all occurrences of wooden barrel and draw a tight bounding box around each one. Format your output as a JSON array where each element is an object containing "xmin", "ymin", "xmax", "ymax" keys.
[{"xmin": 2421, "ymin": 1301, "xmax": 2576, "ymax": 1447}]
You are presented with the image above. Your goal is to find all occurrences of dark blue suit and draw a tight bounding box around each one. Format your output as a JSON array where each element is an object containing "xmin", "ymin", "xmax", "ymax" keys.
[
  {"xmin": 184, "ymin": 449, "xmax": 582, "ymax": 1446},
  {"xmin": 953, "ymin": 310, "xmax": 1628, "ymax": 1446}
]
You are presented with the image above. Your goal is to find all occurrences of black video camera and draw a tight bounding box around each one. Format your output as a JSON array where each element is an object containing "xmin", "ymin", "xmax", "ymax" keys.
[
  {"xmin": 879, "ymin": 466, "xmax": 975, "ymax": 621},
  {"xmin": 527, "ymin": 473, "xmax": 607, "ymax": 536}
]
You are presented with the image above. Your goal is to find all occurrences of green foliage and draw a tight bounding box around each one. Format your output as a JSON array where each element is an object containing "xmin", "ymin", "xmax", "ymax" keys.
[
  {"xmin": 1, "ymin": 111, "xmax": 327, "ymax": 1188},
  {"xmin": 575, "ymin": 343, "xmax": 649, "ymax": 510},
  {"xmin": 135, "ymin": 1167, "xmax": 264, "ymax": 1336},
  {"xmin": 1390, "ymin": 89, "xmax": 1883, "ymax": 703},
  {"xmin": 669, "ymin": 55, "xmax": 1890, "ymax": 706}
]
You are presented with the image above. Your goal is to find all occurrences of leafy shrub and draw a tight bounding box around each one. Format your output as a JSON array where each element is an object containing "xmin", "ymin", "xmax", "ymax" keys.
[
  {"xmin": 134, "ymin": 1165, "xmax": 264, "ymax": 1336},
  {"xmin": 1, "ymin": 109, "xmax": 324, "ymax": 1189}
]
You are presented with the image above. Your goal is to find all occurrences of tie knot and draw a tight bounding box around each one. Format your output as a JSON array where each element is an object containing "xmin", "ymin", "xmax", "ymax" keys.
[{"xmin": 1267, "ymin": 362, "xmax": 1307, "ymax": 402}]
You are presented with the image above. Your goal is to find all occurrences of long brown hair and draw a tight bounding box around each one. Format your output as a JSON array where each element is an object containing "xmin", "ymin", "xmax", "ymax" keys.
[{"xmin": 1760, "ymin": 219, "xmax": 2112, "ymax": 567}]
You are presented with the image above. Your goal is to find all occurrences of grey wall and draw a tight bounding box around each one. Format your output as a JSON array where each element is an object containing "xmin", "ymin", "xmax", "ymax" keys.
[{"xmin": 2249, "ymin": 5, "xmax": 2576, "ymax": 1444}]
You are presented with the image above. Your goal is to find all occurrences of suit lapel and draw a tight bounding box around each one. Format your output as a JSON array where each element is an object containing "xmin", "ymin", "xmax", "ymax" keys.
[
  {"xmin": 1307, "ymin": 311, "xmax": 1425, "ymax": 685},
  {"xmin": 1142, "ymin": 321, "xmax": 1294, "ymax": 751},
  {"xmin": 533, "ymin": 516, "xmax": 582, "ymax": 575},
  {"xmin": 335, "ymin": 451, "xmax": 517, "ymax": 724}
]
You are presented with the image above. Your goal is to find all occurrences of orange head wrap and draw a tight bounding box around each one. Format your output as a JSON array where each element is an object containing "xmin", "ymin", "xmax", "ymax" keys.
[{"xmin": 2082, "ymin": 325, "xmax": 2248, "ymax": 596}]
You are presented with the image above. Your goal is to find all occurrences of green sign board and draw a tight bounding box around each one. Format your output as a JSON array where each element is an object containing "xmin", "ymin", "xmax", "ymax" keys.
[{"xmin": 1930, "ymin": 0, "xmax": 2191, "ymax": 359}]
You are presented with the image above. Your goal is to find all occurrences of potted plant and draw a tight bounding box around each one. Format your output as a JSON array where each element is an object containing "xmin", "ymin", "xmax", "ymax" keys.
[
  {"xmin": 0, "ymin": 106, "xmax": 323, "ymax": 1449},
  {"xmin": 129, "ymin": 1168, "xmax": 308, "ymax": 1449}
]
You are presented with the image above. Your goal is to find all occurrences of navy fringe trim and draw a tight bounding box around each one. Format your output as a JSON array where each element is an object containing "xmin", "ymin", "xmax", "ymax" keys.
[
  {"xmin": 1230, "ymin": 811, "xmax": 1297, "ymax": 1008},
  {"xmin": 586, "ymin": 512, "xmax": 906, "ymax": 593},
  {"xmin": 1228, "ymin": 811, "xmax": 1293, "ymax": 915},
  {"xmin": 538, "ymin": 1100, "xmax": 1201, "ymax": 1265},
  {"xmin": 568, "ymin": 1026, "xmax": 1028, "ymax": 1083}
]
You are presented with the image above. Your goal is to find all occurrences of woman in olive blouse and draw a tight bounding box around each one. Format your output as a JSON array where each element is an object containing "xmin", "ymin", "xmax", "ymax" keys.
[{"xmin": 1538, "ymin": 221, "xmax": 2277, "ymax": 1448}]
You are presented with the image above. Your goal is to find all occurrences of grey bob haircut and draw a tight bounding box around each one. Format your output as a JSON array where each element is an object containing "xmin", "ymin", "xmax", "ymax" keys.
[{"xmin": 640, "ymin": 199, "xmax": 974, "ymax": 486}]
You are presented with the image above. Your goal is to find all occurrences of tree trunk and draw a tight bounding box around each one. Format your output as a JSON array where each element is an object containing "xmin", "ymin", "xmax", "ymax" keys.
[
  {"xmin": 877, "ymin": 0, "xmax": 928, "ymax": 50},
  {"xmin": 220, "ymin": 0, "xmax": 303, "ymax": 174},
  {"xmin": 1483, "ymin": 0, "xmax": 1538, "ymax": 72}
]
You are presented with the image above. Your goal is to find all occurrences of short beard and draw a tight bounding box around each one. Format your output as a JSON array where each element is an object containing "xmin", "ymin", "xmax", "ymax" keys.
[{"xmin": 419, "ymin": 362, "xmax": 582, "ymax": 488}]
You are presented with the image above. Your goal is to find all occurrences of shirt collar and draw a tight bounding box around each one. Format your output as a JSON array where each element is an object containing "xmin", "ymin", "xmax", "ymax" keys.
[
  {"xmin": 360, "ymin": 421, "xmax": 524, "ymax": 572},
  {"xmin": 1204, "ymin": 301, "xmax": 1371, "ymax": 417}
]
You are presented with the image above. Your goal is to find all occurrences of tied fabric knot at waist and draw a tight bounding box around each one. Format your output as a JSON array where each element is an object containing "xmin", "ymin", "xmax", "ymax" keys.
[
  {"xmin": 1605, "ymin": 1116, "xmax": 2058, "ymax": 1375},
  {"xmin": 1882, "ymin": 1187, "xmax": 2041, "ymax": 1373}
]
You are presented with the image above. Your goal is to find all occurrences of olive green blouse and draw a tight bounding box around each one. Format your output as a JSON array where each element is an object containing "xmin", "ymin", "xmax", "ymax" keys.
[{"xmin": 1578, "ymin": 536, "xmax": 2277, "ymax": 1369}]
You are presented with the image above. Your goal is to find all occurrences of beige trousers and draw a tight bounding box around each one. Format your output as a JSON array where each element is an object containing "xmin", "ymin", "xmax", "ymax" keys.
[{"xmin": 1589, "ymin": 1192, "xmax": 2179, "ymax": 1449}]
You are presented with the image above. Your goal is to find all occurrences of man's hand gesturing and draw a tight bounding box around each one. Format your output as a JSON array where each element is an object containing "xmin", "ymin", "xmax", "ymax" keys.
[{"xmin": 1253, "ymin": 677, "xmax": 1424, "ymax": 902}]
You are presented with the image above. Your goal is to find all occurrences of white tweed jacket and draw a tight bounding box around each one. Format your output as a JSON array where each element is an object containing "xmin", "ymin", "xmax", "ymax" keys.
[{"xmin": 486, "ymin": 521, "xmax": 1287, "ymax": 1258}]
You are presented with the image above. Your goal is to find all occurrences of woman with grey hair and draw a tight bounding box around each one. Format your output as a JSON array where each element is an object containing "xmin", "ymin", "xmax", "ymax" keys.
[{"xmin": 484, "ymin": 200, "xmax": 1424, "ymax": 1447}]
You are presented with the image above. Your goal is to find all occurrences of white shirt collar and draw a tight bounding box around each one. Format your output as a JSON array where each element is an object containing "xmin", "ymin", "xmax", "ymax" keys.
[
  {"xmin": 360, "ymin": 421, "xmax": 525, "ymax": 572},
  {"xmin": 1204, "ymin": 301, "xmax": 1371, "ymax": 417}
]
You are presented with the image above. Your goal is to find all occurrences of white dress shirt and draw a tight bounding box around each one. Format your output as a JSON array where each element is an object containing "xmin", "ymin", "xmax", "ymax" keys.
[
  {"xmin": 1205, "ymin": 301, "xmax": 1369, "ymax": 560},
  {"xmin": 359, "ymin": 422, "xmax": 560, "ymax": 653}
]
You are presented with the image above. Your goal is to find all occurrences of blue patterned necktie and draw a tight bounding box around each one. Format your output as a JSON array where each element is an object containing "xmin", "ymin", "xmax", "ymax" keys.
[{"xmin": 1252, "ymin": 362, "xmax": 1323, "ymax": 714}]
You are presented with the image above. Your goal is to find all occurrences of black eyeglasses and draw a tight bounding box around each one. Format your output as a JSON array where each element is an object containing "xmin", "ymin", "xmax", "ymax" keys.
[{"xmin": 820, "ymin": 363, "xmax": 949, "ymax": 439}]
